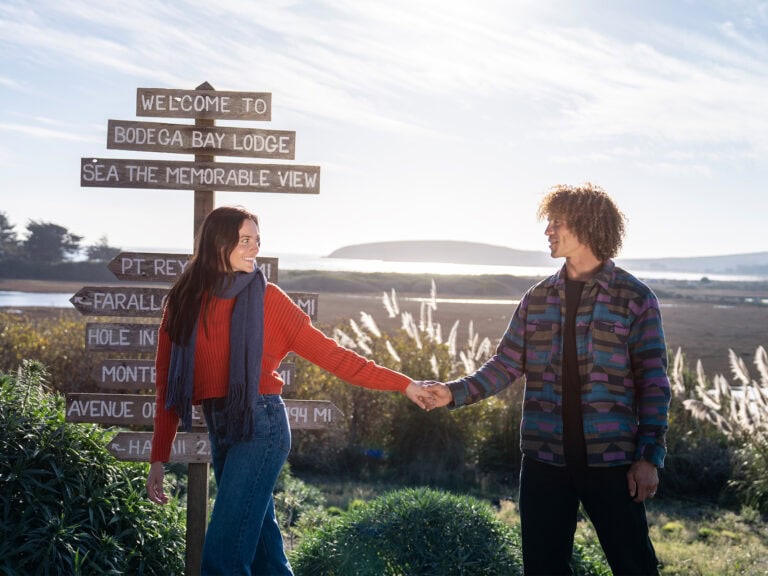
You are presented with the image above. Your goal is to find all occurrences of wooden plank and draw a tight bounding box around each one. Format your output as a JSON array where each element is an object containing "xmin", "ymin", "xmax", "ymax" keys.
[
  {"xmin": 94, "ymin": 359, "xmax": 156, "ymax": 389},
  {"xmin": 74, "ymin": 287, "xmax": 316, "ymax": 320},
  {"xmin": 107, "ymin": 252, "xmax": 278, "ymax": 283},
  {"xmin": 107, "ymin": 431, "xmax": 211, "ymax": 463},
  {"xmin": 288, "ymin": 292, "xmax": 318, "ymax": 321},
  {"xmin": 86, "ymin": 322, "xmax": 159, "ymax": 352},
  {"xmin": 93, "ymin": 359, "xmax": 294, "ymax": 390},
  {"xmin": 136, "ymin": 88, "xmax": 271, "ymax": 120},
  {"xmin": 107, "ymin": 120, "xmax": 295, "ymax": 159},
  {"xmin": 71, "ymin": 286, "xmax": 166, "ymax": 317},
  {"xmin": 66, "ymin": 394, "xmax": 344, "ymax": 429},
  {"xmin": 81, "ymin": 158, "xmax": 320, "ymax": 193}
]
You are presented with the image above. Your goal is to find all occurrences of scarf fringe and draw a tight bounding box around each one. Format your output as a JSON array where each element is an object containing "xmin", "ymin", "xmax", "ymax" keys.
[{"xmin": 165, "ymin": 269, "xmax": 265, "ymax": 443}]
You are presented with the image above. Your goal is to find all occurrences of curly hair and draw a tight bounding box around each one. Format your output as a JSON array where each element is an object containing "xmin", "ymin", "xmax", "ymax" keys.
[{"xmin": 537, "ymin": 183, "xmax": 626, "ymax": 261}]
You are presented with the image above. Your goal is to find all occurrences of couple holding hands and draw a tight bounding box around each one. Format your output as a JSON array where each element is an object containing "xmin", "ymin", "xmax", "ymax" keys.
[{"xmin": 147, "ymin": 183, "xmax": 670, "ymax": 576}]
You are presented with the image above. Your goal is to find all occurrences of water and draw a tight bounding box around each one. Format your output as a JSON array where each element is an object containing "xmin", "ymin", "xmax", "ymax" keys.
[
  {"xmin": 1, "ymin": 252, "xmax": 765, "ymax": 309},
  {"xmin": 271, "ymin": 253, "xmax": 767, "ymax": 282},
  {"xmin": 0, "ymin": 291, "xmax": 74, "ymax": 308}
]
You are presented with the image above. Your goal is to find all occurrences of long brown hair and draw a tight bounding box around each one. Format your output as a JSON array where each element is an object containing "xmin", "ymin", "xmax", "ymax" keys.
[{"xmin": 165, "ymin": 206, "xmax": 259, "ymax": 344}]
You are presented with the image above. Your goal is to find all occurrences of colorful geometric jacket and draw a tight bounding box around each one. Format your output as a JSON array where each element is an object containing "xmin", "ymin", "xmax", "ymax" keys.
[{"xmin": 447, "ymin": 260, "xmax": 671, "ymax": 468}]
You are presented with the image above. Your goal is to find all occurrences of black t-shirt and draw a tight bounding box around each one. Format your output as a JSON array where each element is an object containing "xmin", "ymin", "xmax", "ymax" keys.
[{"xmin": 562, "ymin": 279, "xmax": 587, "ymax": 467}]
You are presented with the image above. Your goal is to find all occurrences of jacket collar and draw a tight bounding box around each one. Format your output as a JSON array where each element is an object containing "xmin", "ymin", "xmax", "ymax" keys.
[{"xmin": 546, "ymin": 259, "xmax": 615, "ymax": 292}]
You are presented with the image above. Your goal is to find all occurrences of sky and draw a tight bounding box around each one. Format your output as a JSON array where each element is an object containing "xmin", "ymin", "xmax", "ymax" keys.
[{"xmin": 1, "ymin": 0, "xmax": 767, "ymax": 259}]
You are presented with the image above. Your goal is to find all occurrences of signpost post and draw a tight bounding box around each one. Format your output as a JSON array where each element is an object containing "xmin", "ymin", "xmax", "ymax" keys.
[{"xmin": 73, "ymin": 81, "xmax": 329, "ymax": 576}]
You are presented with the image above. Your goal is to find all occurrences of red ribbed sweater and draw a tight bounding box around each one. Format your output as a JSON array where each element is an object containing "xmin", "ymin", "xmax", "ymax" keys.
[{"xmin": 151, "ymin": 283, "xmax": 410, "ymax": 462}]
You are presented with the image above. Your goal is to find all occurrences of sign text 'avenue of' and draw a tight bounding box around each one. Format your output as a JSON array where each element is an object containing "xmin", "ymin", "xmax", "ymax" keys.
[{"xmin": 67, "ymin": 394, "xmax": 342, "ymax": 430}]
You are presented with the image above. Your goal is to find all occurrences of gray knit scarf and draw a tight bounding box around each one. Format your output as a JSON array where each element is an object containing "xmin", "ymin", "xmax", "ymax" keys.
[{"xmin": 165, "ymin": 267, "xmax": 266, "ymax": 444}]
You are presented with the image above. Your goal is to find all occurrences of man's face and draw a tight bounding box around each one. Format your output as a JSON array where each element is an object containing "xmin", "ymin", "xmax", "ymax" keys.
[{"xmin": 544, "ymin": 216, "xmax": 588, "ymax": 260}]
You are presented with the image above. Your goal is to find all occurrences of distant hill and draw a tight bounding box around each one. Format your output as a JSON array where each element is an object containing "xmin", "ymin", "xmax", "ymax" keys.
[{"xmin": 328, "ymin": 240, "xmax": 768, "ymax": 277}]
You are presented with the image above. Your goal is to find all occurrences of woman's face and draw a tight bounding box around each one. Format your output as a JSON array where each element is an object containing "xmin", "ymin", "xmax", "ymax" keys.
[{"xmin": 228, "ymin": 218, "xmax": 261, "ymax": 273}]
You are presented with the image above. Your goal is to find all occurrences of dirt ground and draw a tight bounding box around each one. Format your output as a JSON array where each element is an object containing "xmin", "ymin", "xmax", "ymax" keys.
[
  {"xmin": 1, "ymin": 278, "xmax": 766, "ymax": 380},
  {"xmin": 315, "ymin": 292, "xmax": 767, "ymax": 381}
]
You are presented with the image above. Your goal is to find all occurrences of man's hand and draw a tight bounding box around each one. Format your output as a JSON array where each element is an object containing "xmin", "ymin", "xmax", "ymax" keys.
[
  {"xmin": 627, "ymin": 460, "xmax": 659, "ymax": 503},
  {"xmin": 411, "ymin": 380, "xmax": 454, "ymax": 410}
]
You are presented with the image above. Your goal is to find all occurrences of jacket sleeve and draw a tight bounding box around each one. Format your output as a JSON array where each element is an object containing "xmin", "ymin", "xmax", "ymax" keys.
[
  {"xmin": 447, "ymin": 292, "xmax": 528, "ymax": 407},
  {"xmin": 629, "ymin": 295, "xmax": 671, "ymax": 468}
]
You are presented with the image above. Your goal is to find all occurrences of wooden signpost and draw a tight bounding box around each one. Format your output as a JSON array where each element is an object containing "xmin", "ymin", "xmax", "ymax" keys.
[
  {"xmin": 81, "ymin": 158, "xmax": 320, "ymax": 193},
  {"xmin": 107, "ymin": 252, "xmax": 278, "ymax": 283},
  {"xmin": 91, "ymin": 358, "xmax": 295, "ymax": 390},
  {"xmin": 70, "ymin": 285, "xmax": 318, "ymax": 320},
  {"xmin": 107, "ymin": 120, "xmax": 296, "ymax": 158},
  {"xmin": 73, "ymin": 82, "xmax": 331, "ymax": 576},
  {"xmin": 67, "ymin": 395, "xmax": 343, "ymax": 429}
]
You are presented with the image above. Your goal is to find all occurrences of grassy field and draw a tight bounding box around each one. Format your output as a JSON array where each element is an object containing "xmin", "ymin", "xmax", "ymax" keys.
[
  {"xmin": 3, "ymin": 275, "xmax": 768, "ymax": 574},
  {"xmin": 296, "ymin": 474, "xmax": 768, "ymax": 576},
  {"xmin": 2, "ymin": 272, "xmax": 767, "ymax": 382}
]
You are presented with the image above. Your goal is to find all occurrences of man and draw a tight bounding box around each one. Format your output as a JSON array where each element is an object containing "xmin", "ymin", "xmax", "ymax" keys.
[{"xmin": 423, "ymin": 183, "xmax": 670, "ymax": 575}]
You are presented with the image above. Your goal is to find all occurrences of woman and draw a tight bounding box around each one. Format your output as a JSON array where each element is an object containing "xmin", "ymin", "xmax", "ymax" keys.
[{"xmin": 146, "ymin": 206, "xmax": 426, "ymax": 575}]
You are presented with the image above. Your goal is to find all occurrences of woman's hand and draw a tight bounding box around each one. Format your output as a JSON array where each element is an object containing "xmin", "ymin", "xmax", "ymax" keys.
[{"xmin": 147, "ymin": 461, "xmax": 169, "ymax": 505}]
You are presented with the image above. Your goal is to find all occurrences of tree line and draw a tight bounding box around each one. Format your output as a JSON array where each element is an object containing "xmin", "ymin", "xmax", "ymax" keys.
[
  {"xmin": 0, "ymin": 211, "xmax": 122, "ymax": 282},
  {"xmin": 0, "ymin": 211, "xmax": 121, "ymax": 265}
]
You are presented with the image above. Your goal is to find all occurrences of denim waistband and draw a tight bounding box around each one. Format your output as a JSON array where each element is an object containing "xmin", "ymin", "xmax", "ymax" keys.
[{"xmin": 202, "ymin": 394, "xmax": 284, "ymax": 412}]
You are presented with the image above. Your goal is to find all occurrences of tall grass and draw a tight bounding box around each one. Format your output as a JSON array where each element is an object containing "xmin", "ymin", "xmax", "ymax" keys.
[{"xmin": 673, "ymin": 345, "xmax": 768, "ymax": 512}]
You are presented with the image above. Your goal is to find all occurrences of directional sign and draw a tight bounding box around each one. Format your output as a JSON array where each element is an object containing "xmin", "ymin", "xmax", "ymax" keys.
[
  {"xmin": 86, "ymin": 322, "xmax": 159, "ymax": 352},
  {"xmin": 71, "ymin": 286, "xmax": 166, "ymax": 317},
  {"xmin": 107, "ymin": 252, "xmax": 278, "ymax": 283},
  {"xmin": 108, "ymin": 120, "xmax": 295, "ymax": 159},
  {"xmin": 93, "ymin": 359, "xmax": 295, "ymax": 390},
  {"xmin": 75, "ymin": 287, "xmax": 317, "ymax": 320},
  {"xmin": 81, "ymin": 158, "xmax": 320, "ymax": 194},
  {"xmin": 66, "ymin": 394, "xmax": 343, "ymax": 429},
  {"xmin": 108, "ymin": 431, "xmax": 211, "ymax": 463},
  {"xmin": 137, "ymin": 88, "xmax": 271, "ymax": 120},
  {"xmin": 66, "ymin": 393, "xmax": 204, "ymax": 426},
  {"xmin": 287, "ymin": 292, "xmax": 319, "ymax": 321},
  {"xmin": 94, "ymin": 359, "xmax": 156, "ymax": 389}
]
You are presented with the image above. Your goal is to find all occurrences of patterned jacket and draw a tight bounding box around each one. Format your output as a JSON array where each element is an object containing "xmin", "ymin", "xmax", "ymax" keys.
[{"xmin": 447, "ymin": 260, "xmax": 671, "ymax": 467}]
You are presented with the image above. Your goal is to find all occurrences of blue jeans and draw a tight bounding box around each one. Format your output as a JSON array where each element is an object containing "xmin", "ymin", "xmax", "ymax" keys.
[{"xmin": 201, "ymin": 396, "xmax": 293, "ymax": 576}]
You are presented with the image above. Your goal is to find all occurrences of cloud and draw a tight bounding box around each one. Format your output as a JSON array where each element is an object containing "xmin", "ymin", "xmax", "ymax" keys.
[{"xmin": 0, "ymin": 122, "xmax": 96, "ymax": 142}]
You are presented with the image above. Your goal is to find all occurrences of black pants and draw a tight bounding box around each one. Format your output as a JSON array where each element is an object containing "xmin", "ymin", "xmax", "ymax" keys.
[{"xmin": 519, "ymin": 456, "xmax": 659, "ymax": 576}]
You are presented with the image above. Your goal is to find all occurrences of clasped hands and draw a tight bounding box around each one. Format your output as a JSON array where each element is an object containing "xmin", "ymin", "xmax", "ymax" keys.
[{"xmin": 404, "ymin": 380, "xmax": 452, "ymax": 411}]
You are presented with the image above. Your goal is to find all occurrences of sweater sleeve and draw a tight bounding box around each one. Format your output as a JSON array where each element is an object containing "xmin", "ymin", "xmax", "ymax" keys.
[
  {"xmin": 269, "ymin": 286, "xmax": 410, "ymax": 392},
  {"xmin": 151, "ymin": 307, "xmax": 180, "ymax": 463}
]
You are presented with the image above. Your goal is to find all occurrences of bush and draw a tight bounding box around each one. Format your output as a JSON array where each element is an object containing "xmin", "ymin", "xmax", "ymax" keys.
[
  {"xmin": 0, "ymin": 360, "xmax": 186, "ymax": 575},
  {"xmin": 290, "ymin": 487, "xmax": 522, "ymax": 575},
  {"xmin": 0, "ymin": 310, "xmax": 99, "ymax": 393},
  {"xmin": 290, "ymin": 486, "xmax": 610, "ymax": 575}
]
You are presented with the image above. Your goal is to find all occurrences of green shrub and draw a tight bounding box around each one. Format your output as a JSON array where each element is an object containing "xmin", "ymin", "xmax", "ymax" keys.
[
  {"xmin": 273, "ymin": 463, "xmax": 328, "ymax": 549},
  {"xmin": 290, "ymin": 486, "xmax": 610, "ymax": 575},
  {"xmin": 0, "ymin": 360, "xmax": 185, "ymax": 575},
  {"xmin": 0, "ymin": 310, "xmax": 99, "ymax": 393},
  {"xmin": 290, "ymin": 487, "xmax": 522, "ymax": 575}
]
